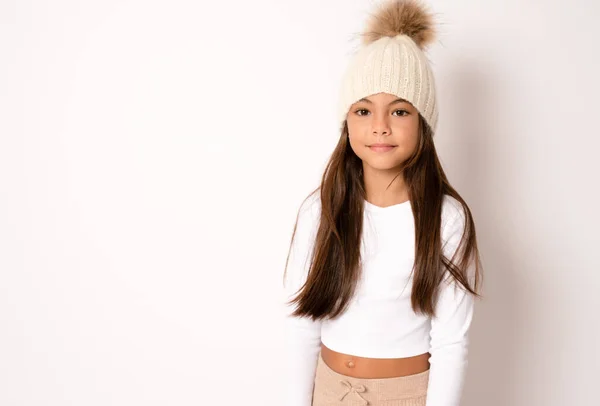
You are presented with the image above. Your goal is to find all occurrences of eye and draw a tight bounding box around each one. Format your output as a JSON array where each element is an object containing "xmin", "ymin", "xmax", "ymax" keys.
[
  {"xmin": 354, "ymin": 108, "xmax": 410, "ymax": 117},
  {"xmin": 393, "ymin": 109, "xmax": 409, "ymax": 116}
]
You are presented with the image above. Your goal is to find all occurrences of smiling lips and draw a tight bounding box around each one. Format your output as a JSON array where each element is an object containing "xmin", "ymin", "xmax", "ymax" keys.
[{"xmin": 368, "ymin": 143, "xmax": 396, "ymax": 152}]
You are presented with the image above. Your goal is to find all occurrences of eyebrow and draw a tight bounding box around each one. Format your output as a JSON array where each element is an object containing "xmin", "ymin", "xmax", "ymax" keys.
[{"xmin": 357, "ymin": 97, "xmax": 409, "ymax": 106}]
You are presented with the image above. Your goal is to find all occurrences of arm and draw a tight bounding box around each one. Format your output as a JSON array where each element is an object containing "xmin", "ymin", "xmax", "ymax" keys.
[
  {"xmin": 425, "ymin": 208, "xmax": 476, "ymax": 406},
  {"xmin": 282, "ymin": 198, "xmax": 322, "ymax": 406}
]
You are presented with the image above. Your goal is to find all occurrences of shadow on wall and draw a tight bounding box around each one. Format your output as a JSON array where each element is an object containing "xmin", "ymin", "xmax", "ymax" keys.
[{"xmin": 443, "ymin": 59, "xmax": 525, "ymax": 406}]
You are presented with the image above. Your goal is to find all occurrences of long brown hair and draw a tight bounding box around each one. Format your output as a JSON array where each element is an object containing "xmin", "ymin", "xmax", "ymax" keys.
[{"xmin": 283, "ymin": 115, "xmax": 483, "ymax": 321}]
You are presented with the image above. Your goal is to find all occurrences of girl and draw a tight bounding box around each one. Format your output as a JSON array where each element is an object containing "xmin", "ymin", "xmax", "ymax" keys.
[{"xmin": 282, "ymin": 1, "xmax": 483, "ymax": 405}]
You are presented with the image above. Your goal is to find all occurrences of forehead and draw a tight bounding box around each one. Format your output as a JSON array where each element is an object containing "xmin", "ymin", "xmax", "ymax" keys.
[
  {"xmin": 354, "ymin": 95, "xmax": 413, "ymax": 106},
  {"xmin": 356, "ymin": 92, "xmax": 410, "ymax": 102}
]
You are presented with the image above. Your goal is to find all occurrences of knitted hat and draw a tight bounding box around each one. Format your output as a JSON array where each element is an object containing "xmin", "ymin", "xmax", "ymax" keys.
[{"xmin": 338, "ymin": 0, "xmax": 438, "ymax": 133}]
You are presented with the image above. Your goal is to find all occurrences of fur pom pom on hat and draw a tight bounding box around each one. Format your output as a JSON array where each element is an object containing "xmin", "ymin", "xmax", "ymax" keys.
[
  {"xmin": 361, "ymin": 0, "xmax": 436, "ymax": 49},
  {"xmin": 338, "ymin": 0, "xmax": 439, "ymax": 133}
]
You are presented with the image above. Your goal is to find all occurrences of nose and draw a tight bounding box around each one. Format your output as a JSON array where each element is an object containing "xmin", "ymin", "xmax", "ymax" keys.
[{"xmin": 372, "ymin": 115, "xmax": 390, "ymax": 136}]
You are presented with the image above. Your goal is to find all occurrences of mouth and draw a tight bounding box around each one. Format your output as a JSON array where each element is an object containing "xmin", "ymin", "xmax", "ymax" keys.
[{"xmin": 368, "ymin": 144, "xmax": 396, "ymax": 152}]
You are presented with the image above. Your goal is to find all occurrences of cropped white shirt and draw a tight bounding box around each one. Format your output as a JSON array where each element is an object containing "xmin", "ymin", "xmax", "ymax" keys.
[{"xmin": 282, "ymin": 192, "xmax": 476, "ymax": 406}]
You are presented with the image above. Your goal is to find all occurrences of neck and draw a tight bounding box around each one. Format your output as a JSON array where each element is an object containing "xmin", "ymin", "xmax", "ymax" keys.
[{"xmin": 362, "ymin": 164, "xmax": 409, "ymax": 207}]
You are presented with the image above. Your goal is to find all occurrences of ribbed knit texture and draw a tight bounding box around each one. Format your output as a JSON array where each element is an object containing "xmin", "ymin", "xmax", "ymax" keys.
[
  {"xmin": 338, "ymin": 34, "xmax": 438, "ymax": 133},
  {"xmin": 312, "ymin": 352, "xmax": 429, "ymax": 406}
]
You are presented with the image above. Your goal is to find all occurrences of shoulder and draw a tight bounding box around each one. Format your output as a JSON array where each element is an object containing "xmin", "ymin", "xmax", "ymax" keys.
[
  {"xmin": 297, "ymin": 189, "xmax": 322, "ymax": 223},
  {"xmin": 289, "ymin": 189, "xmax": 322, "ymax": 245},
  {"xmin": 284, "ymin": 191, "xmax": 322, "ymax": 287},
  {"xmin": 441, "ymin": 195, "xmax": 468, "ymax": 242},
  {"xmin": 439, "ymin": 194, "xmax": 478, "ymax": 286},
  {"xmin": 440, "ymin": 194, "xmax": 467, "ymax": 237}
]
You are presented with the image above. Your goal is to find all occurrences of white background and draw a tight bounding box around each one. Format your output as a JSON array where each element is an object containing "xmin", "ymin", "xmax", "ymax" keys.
[{"xmin": 1, "ymin": 0, "xmax": 599, "ymax": 405}]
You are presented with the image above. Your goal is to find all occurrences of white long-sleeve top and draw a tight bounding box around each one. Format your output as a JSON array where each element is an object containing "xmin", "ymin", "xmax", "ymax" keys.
[{"xmin": 282, "ymin": 192, "xmax": 476, "ymax": 406}]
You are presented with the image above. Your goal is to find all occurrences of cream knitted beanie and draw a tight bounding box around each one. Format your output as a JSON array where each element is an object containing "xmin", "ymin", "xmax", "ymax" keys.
[{"xmin": 338, "ymin": 0, "xmax": 439, "ymax": 133}]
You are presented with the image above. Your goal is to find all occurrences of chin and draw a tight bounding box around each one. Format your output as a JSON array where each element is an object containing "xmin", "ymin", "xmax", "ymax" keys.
[{"xmin": 364, "ymin": 159, "xmax": 405, "ymax": 171}]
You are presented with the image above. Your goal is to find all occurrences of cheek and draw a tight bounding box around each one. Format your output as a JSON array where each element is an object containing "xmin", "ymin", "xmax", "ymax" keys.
[
  {"xmin": 347, "ymin": 123, "xmax": 366, "ymax": 143},
  {"xmin": 347, "ymin": 129, "xmax": 366, "ymax": 157},
  {"xmin": 393, "ymin": 121, "xmax": 419, "ymax": 144},
  {"xmin": 401, "ymin": 129, "xmax": 420, "ymax": 148},
  {"xmin": 346, "ymin": 118, "xmax": 362, "ymax": 134}
]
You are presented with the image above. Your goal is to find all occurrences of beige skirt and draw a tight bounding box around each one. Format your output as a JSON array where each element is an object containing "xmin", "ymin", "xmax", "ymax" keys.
[{"xmin": 312, "ymin": 351, "xmax": 429, "ymax": 406}]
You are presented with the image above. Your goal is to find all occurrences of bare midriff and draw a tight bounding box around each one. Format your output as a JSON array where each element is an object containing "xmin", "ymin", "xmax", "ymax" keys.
[{"xmin": 320, "ymin": 342, "xmax": 430, "ymax": 378}]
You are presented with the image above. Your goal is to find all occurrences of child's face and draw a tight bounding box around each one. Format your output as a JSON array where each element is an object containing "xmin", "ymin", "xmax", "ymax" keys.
[{"xmin": 346, "ymin": 92, "xmax": 420, "ymax": 172}]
